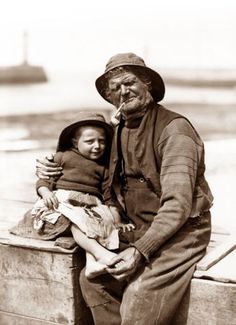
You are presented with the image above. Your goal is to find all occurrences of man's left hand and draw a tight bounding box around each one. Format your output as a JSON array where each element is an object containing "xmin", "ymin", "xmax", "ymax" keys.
[{"xmin": 106, "ymin": 247, "xmax": 143, "ymax": 281}]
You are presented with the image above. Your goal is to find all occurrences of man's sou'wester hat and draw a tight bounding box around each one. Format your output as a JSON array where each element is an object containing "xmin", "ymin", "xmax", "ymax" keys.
[
  {"xmin": 95, "ymin": 52, "xmax": 165, "ymax": 103},
  {"xmin": 57, "ymin": 111, "xmax": 113, "ymax": 152}
]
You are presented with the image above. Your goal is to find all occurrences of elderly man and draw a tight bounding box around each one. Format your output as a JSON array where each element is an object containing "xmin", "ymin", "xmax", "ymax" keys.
[{"xmin": 37, "ymin": 53, "xmax": 213, "ymax": 324}]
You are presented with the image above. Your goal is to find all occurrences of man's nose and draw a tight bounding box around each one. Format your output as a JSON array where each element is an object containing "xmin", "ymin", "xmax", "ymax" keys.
[{"xmin": 120, "ymin": 84, "xmax": 129, "ymax": 96}]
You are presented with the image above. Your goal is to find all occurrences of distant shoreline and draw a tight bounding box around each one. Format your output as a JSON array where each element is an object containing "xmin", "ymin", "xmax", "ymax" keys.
[
  {"xmin": 2, "ymin": 104, "xmax": 236, "ymax": 146},
  {"xmin": 1, "ymin": 104, "xmax": 236, "ymax": 153}
]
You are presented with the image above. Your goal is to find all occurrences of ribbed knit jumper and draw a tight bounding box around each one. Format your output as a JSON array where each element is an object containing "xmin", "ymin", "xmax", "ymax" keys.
[
  {"xmin": 36, "ymin": 148, "xmax": 109, "ymax": 201},
  {"xmin": 107, "ymin": 103, "xmax": 213, "ymax": 260}
]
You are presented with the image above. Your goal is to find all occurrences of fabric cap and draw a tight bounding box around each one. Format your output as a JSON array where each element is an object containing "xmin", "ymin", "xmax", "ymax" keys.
[
  {"xmin": 57, "ymin": 111, "xmax": 113, "ymax": 152},
  {"xmin": 95, "ymin": 52, "xmax": 165, "ymax": 103}
]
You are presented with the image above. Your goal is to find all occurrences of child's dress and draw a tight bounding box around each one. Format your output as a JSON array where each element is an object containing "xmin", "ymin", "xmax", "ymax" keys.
[
  {"xmin": 10, "ymin": 189, "xmax": 119, "ymax": 250},
  {"xmin": 9, "ymin": 149, "xmax": 119, "ymax": 250}
]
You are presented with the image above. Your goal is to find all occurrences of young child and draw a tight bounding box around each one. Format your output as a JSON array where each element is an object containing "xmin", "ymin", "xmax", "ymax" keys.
[{"xmin": 10, "ymin": 111, "xmax": 133, "ymax": 278}]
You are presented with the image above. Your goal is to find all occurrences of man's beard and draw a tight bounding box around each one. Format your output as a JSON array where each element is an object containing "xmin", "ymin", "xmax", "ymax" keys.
[{"xmin": 121, "ymin": 91, "xmax": 153, "ymax": 122}]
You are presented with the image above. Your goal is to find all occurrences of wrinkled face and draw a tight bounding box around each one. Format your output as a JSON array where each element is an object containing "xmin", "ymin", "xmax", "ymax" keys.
[
  {"xmin": 107, "ymin": 71, "xmax": 151, "ymax": 110},
  {"xmin": 72, "ymin": 126, "xmax": 106, "ymax": 160}
]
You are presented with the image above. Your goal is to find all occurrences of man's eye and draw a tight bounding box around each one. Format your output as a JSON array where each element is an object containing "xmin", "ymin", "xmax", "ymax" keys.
[
  {"xmin": 125, "ymin": 80, "xmax": 134, "ymax": 86},
  {"xmin": 110, "ymin": 86, "xmax": 119, "ymax": 92}
]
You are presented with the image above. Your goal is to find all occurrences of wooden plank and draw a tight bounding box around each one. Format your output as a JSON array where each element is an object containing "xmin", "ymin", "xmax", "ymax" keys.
[
  {"xmin": 211, "ymin": 224, "xmax": 231, "ymax": 235},
  {"xmin": 194, "ymin": 249, "xmax": 236, "ymax": 283},
  {"xmin": 0, "ymin": 245, "xmax": 75, "ymax": 321},
  {"xmin": 0, "ymin": 229, "xmax": 79, "ymax": 254},
  {"xmin": 0, "ymin": 244, "xmax": 93, "ymax": 325},
  {"xmin": 196, "ymin": 237, "xmax": 236, "ymax": 271},
  {"xmin": 0, "ymin": 311, "xmax": 63, "ymax": 325},
  {"xmin": 176, "ymin": 278, "xmax": 236, "ymax": 325}
]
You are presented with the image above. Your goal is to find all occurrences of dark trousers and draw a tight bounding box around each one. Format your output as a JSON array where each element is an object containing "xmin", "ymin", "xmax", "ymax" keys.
[{"xmin": 79, "ymin": 211, "xmax": 211, "ymax": 325}]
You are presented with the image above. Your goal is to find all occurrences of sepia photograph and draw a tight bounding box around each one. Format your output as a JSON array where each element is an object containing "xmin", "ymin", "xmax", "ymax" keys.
[{"xmin": 0, "ymin": 0, "xmax": 236, "ymax": 324}]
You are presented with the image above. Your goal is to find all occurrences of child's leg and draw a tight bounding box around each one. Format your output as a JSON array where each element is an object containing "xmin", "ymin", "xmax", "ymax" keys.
[{"xmin": 71, "ymin": 224, "xmax": 117, "ymax": 278}]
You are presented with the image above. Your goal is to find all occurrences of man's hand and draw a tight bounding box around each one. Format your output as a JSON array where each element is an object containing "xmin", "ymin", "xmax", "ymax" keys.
[
  {"xmin": 106, "ymin": 247, "xmax": 143, "ymax": 281},
  {"xmin": 36, "ymin": 154, "xmax": 62, "ymax": 179}
]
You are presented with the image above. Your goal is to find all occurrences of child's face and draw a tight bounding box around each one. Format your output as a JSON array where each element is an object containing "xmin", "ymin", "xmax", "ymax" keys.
[{"xmin": 73, "ymin": 126, "xmax": 106, "ymax": 160}]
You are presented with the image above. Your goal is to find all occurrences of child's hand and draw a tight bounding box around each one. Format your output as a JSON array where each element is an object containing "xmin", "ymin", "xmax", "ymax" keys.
[
  {"xmin": 43, "ymin": 192, "xmax": 59, "ymax": 210},
  {"xmin": 116, "ymin": 223, "xmax": 135, "ymax": 232}
]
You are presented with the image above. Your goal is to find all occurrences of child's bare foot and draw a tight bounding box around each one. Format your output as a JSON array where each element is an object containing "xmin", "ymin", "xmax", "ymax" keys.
[
  {"xmin": 85, "ymin": 251, "xmax": 117, "ymax": 279},
  {"xmin": 85, "ymin": 260, "xmax": 107, "ymax": 279},
  {"xmin": 97, "ymin": 250, "xmax": 117, "ymax": 266}
]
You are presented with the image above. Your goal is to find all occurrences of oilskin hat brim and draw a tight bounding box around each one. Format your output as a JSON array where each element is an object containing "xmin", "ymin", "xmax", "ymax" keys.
[
  {"xmin": 56, "ymin": 112, "xmax": 113, "ymax": 152},
  {"xmin": 95, "ymin": 52, "xmax": 165, "ymax": 104}
]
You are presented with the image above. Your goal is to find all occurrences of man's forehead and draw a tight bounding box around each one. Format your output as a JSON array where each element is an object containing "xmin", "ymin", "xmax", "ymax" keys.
[{"xmin": 108, "ymin": 71, "xmax": 137, "ymax": 84}]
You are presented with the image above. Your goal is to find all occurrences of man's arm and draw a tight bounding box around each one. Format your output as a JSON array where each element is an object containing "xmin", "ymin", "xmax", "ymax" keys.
[
  {"xmin": 36, "ymin": 151, "xmax": 63, "ymax": 195},
  {"xmin": 36, "ymin": 153, "xmax": 63, "ymax": 179},
  {"xmin": 133, "ymin": 119, "xmax": 201, "ymax": 260},
  {"xmin": 107, "ymin": 119, "xmax": 202, "ymax": 279}
]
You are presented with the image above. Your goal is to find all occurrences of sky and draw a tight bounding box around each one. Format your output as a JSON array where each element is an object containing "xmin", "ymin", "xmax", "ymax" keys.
[{"xmin": 0, "ymin": 0, "xmax": 236, "ymax": 75}]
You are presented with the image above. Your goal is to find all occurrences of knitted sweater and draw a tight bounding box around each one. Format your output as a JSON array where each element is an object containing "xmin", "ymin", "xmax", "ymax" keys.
[
  {"xmin": 36, "ymin": 148, "xmax": 109, "ymax": 201},
  {"xmin": 106, "ymin": 103, "xmax": 213, "ymax": 260}
]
